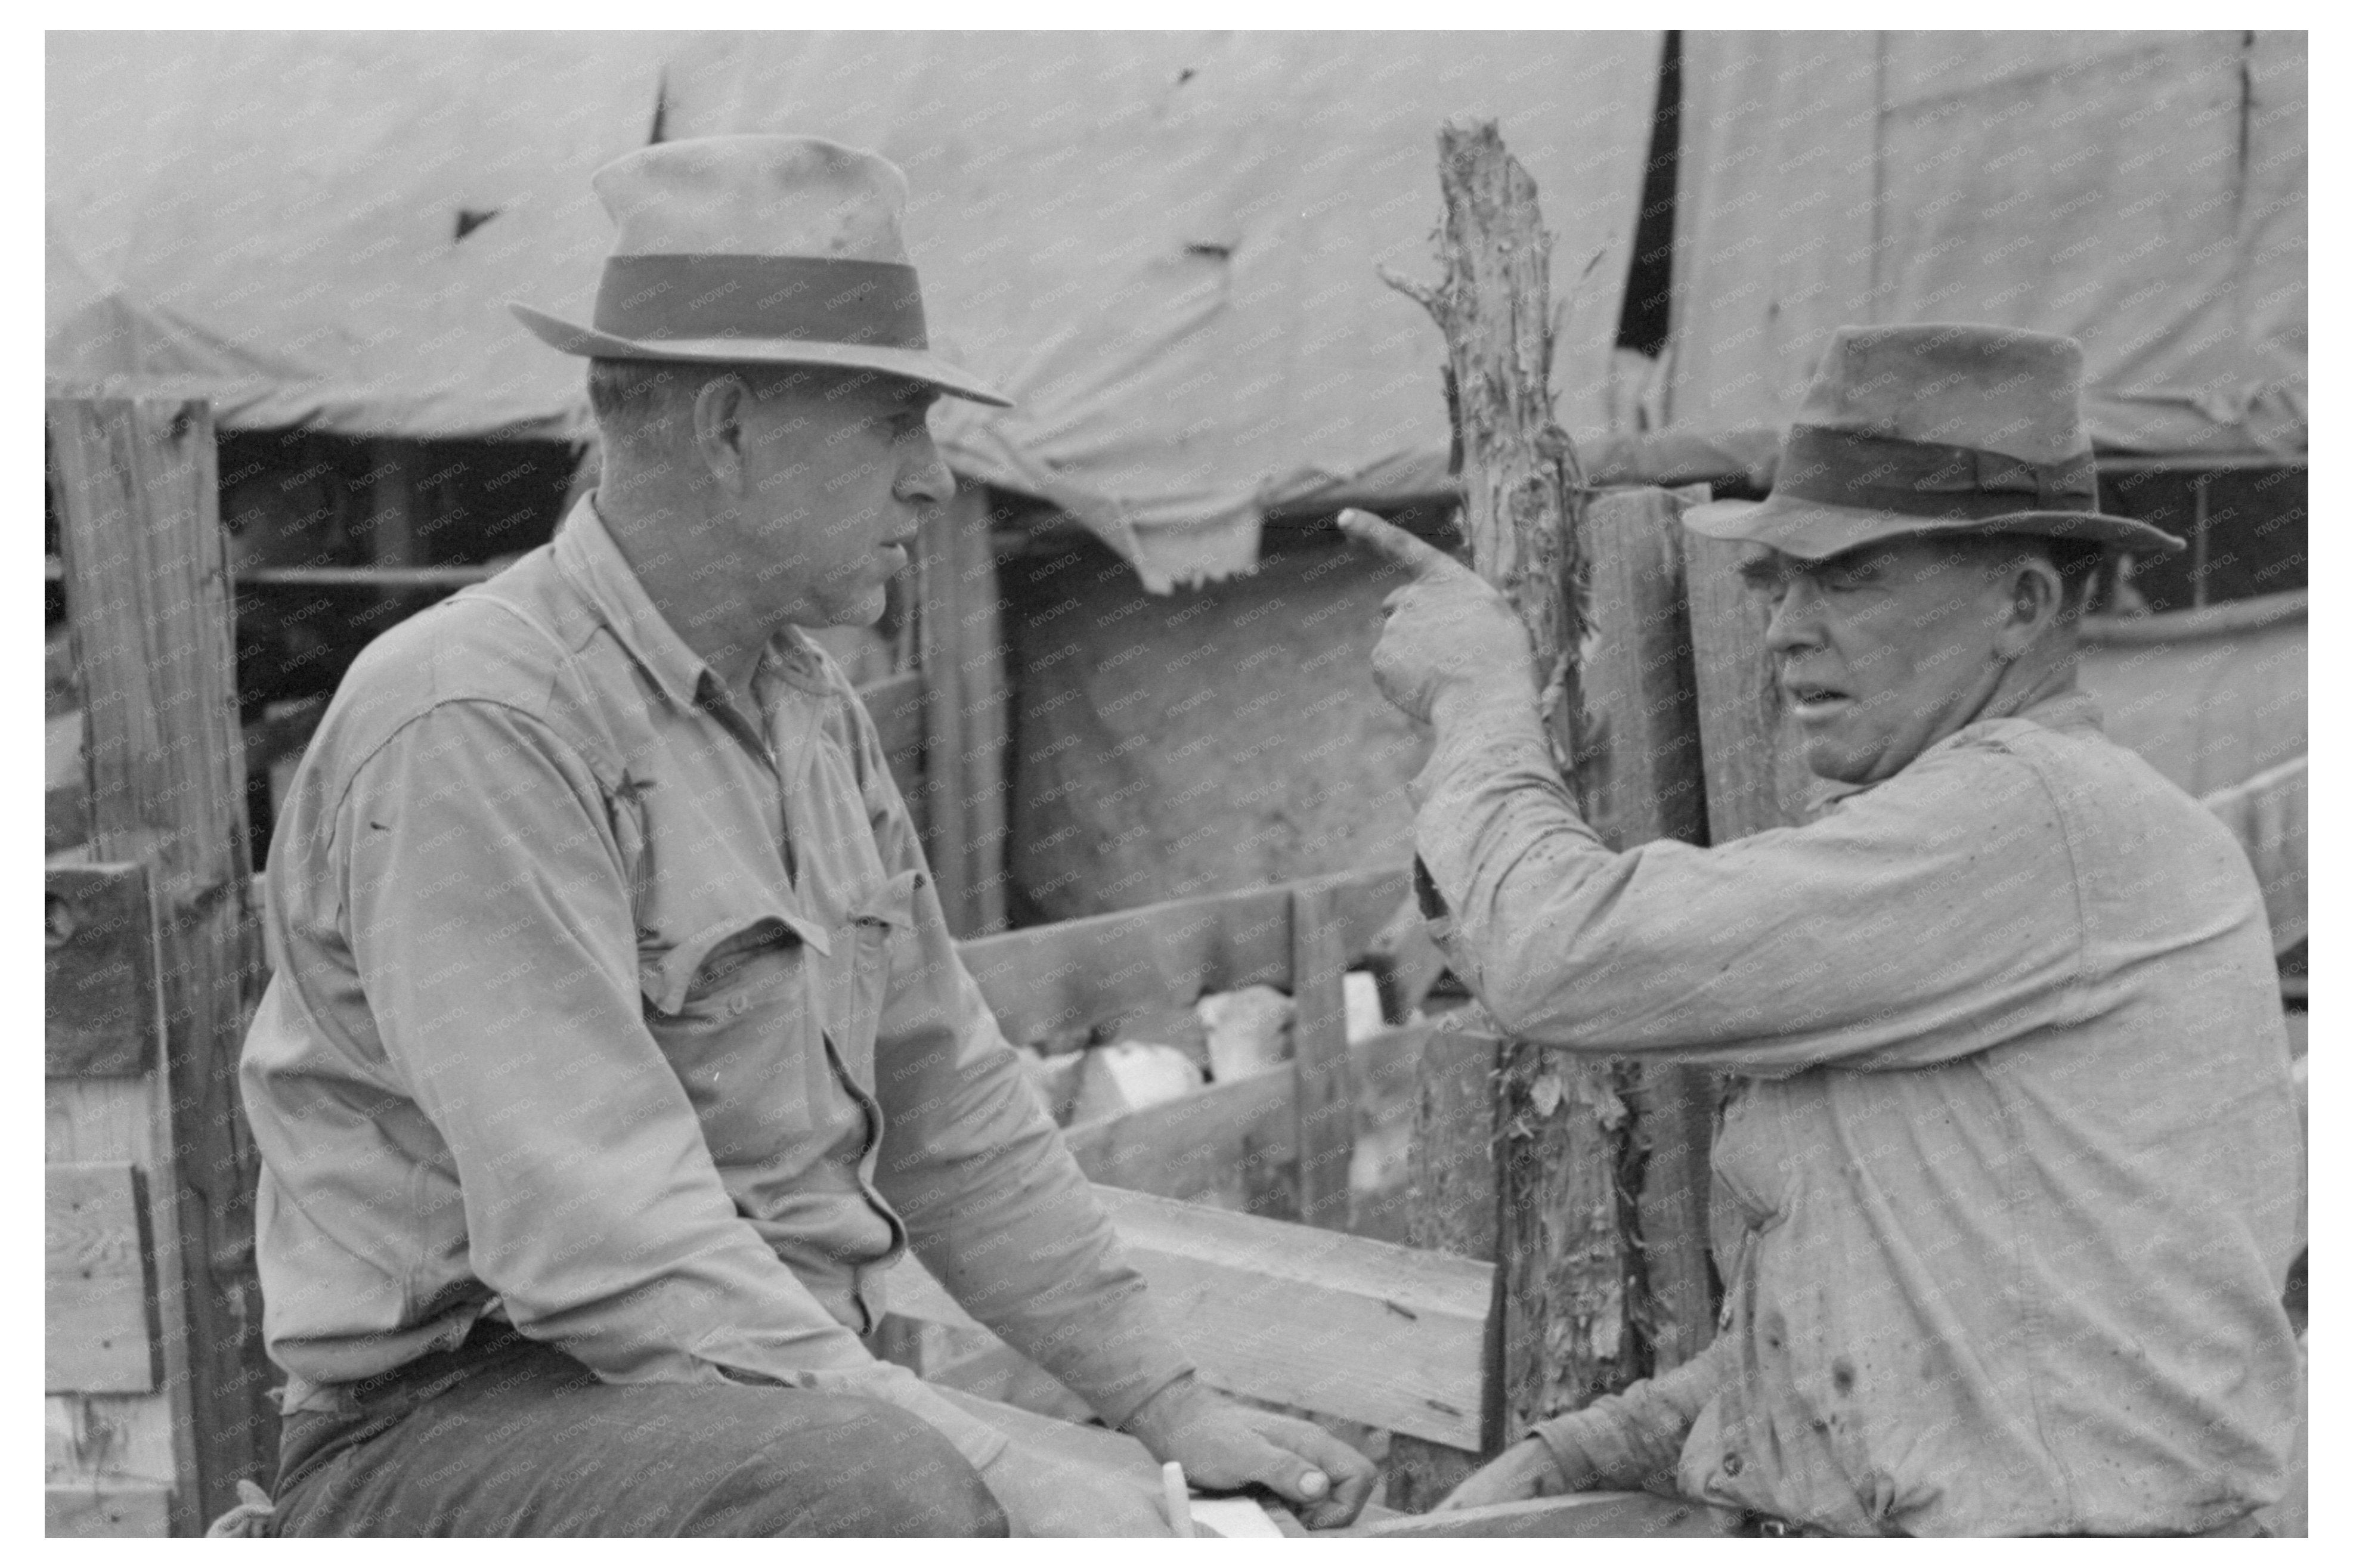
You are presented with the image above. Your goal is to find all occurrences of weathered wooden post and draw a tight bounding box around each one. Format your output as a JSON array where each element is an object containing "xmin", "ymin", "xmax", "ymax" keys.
[
  {"xmin": 49, "ymin": 396, "xmax": 280, "ymax": 1529},
  {"xmin": 1379, "ymin": 123, "xmax": 1719, "ymax": 1506}
]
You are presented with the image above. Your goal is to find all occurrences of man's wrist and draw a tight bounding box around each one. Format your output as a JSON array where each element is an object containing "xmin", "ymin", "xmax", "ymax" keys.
[{"xmin": 1117, "ymin": 1372, "xmax": 1213, "ymax": 1451}]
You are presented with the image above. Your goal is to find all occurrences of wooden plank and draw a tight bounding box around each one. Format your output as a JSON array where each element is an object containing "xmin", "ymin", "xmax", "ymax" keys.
[
  {"xmin": 1289, "ymin": 882, "xmax": 1354, "ymax": 1229},
  {"xmin": 1581, "ymin": 487, "xmax": 1719, "ymax": 1375},
  {"xmin": 1682, "ymin": 531, "xmax": 1810, "ymax": 841},
  {"xmin": 1352, "ymin": 1490, "xmax": 1738, "ymax": 1538},
  {"xmin": 44, "ymin": 1077, "xmax": 196, "ymax": 1529},
  {"xmin": 45, "ymin": 862, "xmax": 163, "ymax": 1077},
  {"xmin": 888, "ymin": 1186, "xmax": 1494, "ymax": 1449},
  {"xmin": 1389, "ymin": 1019, "xmax": 1507, "ymax": 1510},
  {"xmin": 47, "ymin": 1163, "xmax": 162, "ymax": 1393},
  {"xmin": 960, "ymin": 863, "xmax": 1408, "ymax": 1050},
  {"xmin": 1064, "ymin": 1067, "xmax": 1296, "ymax": 1213},
  {"xmin": 2200, "ymin": 755, "xmax": 2307, "ymax": 955},
  {"xmin": 857, "ymin": 667, "xmax": 927, "ymax": 810},
  {"xmin": 951, "ymin": 483, "xmax": 1011, "ymax": 936},
  {"xmin": 916, "ymin": 482, "xmax": 1010, "ymax": 937},
  {"xmin": 46, "ymin": 1483, "xmax": 173, "ymax": 1539},
  {"xmin": 49, "ymin": 396, "xmax": 278, "ymax": 1527},
  {"xmin": 45, "ymin": 1393, "xmax": 181, "ymax": 1489}
]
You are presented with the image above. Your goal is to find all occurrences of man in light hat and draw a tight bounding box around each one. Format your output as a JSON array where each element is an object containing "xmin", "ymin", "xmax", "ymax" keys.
[
  {"xmin": 1339, "ymin": 323, "xmax": 2301, "ymax": 1536},
  {"xmin": 239, "ymin": 135, "xmax": 1373, "ymax": 1538}
]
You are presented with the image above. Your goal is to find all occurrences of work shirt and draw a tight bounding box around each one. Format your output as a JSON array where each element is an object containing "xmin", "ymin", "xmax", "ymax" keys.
[
  {"xmin": 1412, "ymin": 689, "xmax": 2302, "ymax": 1536},
  {"xmin": 241, "ymin": 496, "xmax": 1191, "ymax": 1469}
]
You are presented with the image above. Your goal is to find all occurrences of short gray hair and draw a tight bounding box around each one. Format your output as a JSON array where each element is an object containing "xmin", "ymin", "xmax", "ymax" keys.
[{"xmin": 585, "ymin": 358, "xmax": 702, "ymax": 457}]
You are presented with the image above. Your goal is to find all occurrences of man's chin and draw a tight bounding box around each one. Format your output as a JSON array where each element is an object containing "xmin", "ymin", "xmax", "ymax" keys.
[{"xmin": 1798, "ymin": 732, "xmax": 1875, "ymax": 786}]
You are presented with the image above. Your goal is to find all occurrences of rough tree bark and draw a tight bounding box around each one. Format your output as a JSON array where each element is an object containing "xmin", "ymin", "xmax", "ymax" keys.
[{"xmin": 1381, "ymin": 122, "xmax": 1641, "ymax": 1499}]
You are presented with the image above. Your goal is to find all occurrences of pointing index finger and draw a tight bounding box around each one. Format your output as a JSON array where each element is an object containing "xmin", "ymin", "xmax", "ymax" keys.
[{"xmin": 1338, "ymin": 508, "xmax": 1453, "ymax": 577}]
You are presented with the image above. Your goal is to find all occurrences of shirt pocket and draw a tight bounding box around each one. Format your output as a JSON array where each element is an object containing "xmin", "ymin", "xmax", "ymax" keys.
[
  {"xmin": 827, "ymin": 869, "xmax": 921, "ymax": 1095},
  {"xmin": 639, "ymin": 910, "xmax": 831, "ymax": 1145}
]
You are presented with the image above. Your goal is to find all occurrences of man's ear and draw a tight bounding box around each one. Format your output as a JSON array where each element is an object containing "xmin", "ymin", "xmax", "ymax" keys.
[
  {"xmin": 691, "ymin": 374, "xmax": 754, "ymax": 498},
  {"xmin": 1992, "ymin": 551, "xmax": 2064, "ymax": 660}
]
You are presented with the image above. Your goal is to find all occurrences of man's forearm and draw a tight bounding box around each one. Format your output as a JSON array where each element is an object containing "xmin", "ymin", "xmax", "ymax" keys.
[{"xmin": 1530, "ymin": 1335, "xmax": 1729, "ymax": 1493}]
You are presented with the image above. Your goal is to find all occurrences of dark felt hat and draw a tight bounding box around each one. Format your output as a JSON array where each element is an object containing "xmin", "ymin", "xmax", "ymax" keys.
[{"xmin": 1682, "ymin": 323, "xmax": 2183, "ymax": 559}]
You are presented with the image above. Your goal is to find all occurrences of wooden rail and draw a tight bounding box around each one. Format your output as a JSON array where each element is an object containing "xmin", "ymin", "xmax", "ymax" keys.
[{"xmin": 885, "ymin": 1170, "xmax": 1494, "ymax": 1449}]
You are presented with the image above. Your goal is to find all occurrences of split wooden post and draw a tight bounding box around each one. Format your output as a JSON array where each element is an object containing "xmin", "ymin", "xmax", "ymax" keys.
[
  {"xmin": 1680, "ymin": 534, "xmax": 1810, "ymax": 841},
  {"xmin": 49, "ymin": 396, "xmax": 280, "ymax": 1529},
  {"xmin": 917, "ymin": 479, "xmax": 1011, "ymax": 937},
  {"xmin": 1578, "ymin": 487, "xmax": 1719, "ymax": 1372},
  {"xmin": 1379, "ymin": 120, "xmax": 1633, "ymax": 1501},
  {"xmin": 1288, "ymin": 882, "xmax": 1355, "ymax": 1229}
]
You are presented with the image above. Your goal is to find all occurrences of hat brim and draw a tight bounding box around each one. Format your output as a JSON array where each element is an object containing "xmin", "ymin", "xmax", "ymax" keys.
[
  {"xmin": 510, "ymin": 302, "xmax": 1014, "ymax": 408},
  {"xmin": 1682, "ymin": 493, "xmax": 2186, "ymax": 560}
]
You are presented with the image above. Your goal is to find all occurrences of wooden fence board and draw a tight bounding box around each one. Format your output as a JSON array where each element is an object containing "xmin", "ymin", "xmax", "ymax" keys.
[
  {"xmin": 1064, "ymin": 1068, "xmax": 1295, "ymax": 1212},
  {"xmin": 1352, "ymin": 1491, "xmax": 1738, "ymax": 1538},
  {"xmin": 887, "ymin": 1182, "xmax": 1492, "ymax": 1449},
  {"xmin": 49, "ymin": 395, "xmax": 278, "ymax": 1524},
  {"xmin": 1289, "ymin": 882, "xmax": 1355, "ymax": 1229},
  {"xmin": 45, "ymin": 1163, "xmax": 160, "ymax": 1394},
  {"xmin": 961, "ymin": 864, "xmax": 1407, "ymax": 1049},
  {"xmin": 46, "ymin": 1483, "xmax": 173, "ymax": 1539},
  {"xmin": 44, "ymin": 863, "xmax": 162, "ymax": 1077}
]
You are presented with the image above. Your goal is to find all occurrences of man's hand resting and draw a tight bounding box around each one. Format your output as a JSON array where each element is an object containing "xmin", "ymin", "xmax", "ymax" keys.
[
  {"xmin": 1121, "ymin": 1375, "xmax": 1378, "ymax": 1529},
  {"xmin": 1337, "ymin": 507, "xmax": 1539, "ymax": 727},
  {"xmin": 1435, "ymin": 1435, "xmax": 1577, "ymax": 1511}
]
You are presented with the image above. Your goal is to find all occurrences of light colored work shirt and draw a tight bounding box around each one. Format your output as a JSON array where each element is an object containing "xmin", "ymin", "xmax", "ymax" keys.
[
  {"xmin": 241, "ymin": 496, "xmax": 1190, "ymax": 1468},
  {"xmin": 1412, "ymin": 688, "xmax": 2302, "ymax": 1536}
]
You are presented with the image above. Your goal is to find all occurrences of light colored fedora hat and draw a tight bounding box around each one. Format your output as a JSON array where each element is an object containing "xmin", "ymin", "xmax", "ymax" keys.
[
  {"xmin": 1683, "ymin": 323, "xmax": 2182, "ymax": 559},
  {"xmin": 511, "ymin": 135, "xmax": 1010, "ymax": 407}
]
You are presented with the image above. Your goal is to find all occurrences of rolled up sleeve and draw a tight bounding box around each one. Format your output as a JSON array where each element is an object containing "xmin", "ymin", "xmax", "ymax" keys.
[
  {"xmin": 1409, "ymin": 705, "xmax": 2085, "ymax": 1076},
  {"xmin": 342, "ymin": 699, "xmax": 1008, "ymax": 1467},
  {"xmin": 854, "ymin": 707, "xmax": 1194, "ymax": 1429},
  {"xmin": 1534, "ymin": 1337, "xmax": 1730, "ymax": 1495}
]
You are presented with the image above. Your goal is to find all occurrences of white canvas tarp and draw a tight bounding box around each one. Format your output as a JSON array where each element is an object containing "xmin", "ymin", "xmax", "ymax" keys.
[
  {"xmin": 1665, "ymin": 31, "xmax": 2306, "ymax": 460},
  {"xmin": 47, "ymin": 31, "xmax": 661, "ymax": 439},
  {"xmin": 47, "ymin": 30, "xmax": 1664, "ymax": 590}
]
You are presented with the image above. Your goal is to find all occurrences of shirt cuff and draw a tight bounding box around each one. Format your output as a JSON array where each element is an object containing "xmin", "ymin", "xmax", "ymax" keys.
[{"xmin": 1528, "ymin": 1413, "xmax": 1609, "ymax": 1493}]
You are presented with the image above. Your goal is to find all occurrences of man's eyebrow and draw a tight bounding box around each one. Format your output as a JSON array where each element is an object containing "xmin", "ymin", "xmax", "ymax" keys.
[{"xmin": 1736, "ymin": 557, "xmax": 1785, "ymax": 587}]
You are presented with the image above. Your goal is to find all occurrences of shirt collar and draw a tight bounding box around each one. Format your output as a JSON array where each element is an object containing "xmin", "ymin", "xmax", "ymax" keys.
[
  {"xmin": 551, "ymin": 493, "xmax": 716, "ymax": 712},
  {"xmin": 552, "ymin": 492, "xmax": 837, "ymax": 711},
  {"xmin": 1809, "ymin": 687, "xmax": 2109, "ymax": 816}
]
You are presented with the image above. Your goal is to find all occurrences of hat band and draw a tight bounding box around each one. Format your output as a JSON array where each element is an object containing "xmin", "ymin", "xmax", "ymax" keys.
[
  {"xmin": 1776, "ymin": 426, "xmax": 2098, "ymax": 519},
  {"xmin": 592, "ymin": 254, "xmax": 928, "ymax": 349}
]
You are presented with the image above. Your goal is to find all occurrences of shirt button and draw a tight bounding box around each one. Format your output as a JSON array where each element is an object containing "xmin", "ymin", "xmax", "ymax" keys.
[
  {"xmin": 1722, "ymin": 1454, "xmax": 1743, "ymax": 1477},
  {"xmin": 729, "ymin": 994, "xmax": 750, "ymax": 1017}
]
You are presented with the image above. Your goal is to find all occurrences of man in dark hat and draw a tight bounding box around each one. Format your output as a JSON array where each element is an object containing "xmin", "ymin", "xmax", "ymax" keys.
[
  {"xmin": 1340, "ymin": 323, "xmax": 2302, "ymax": 1536},
  {"xmin": 238, "ymin": 135, "xmax": 1373, "ymax": 1538}
]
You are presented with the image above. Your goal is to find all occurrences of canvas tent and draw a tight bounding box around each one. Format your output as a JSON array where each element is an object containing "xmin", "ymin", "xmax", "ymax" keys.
[
  {"xmin": 52, "ymin": 30, "xmax": 2305, "ymax": 586},
  {"xmin": 648, "ymin": 30, "xmax": 1673, "ymax": 586},
  {"xmin": 47, "ymin": 31, "xmax": 660, "ymax": 440},
  {"xmin": 48, "ymin": 29, "xmax": 1671, "ymax": 590},
  {"xmin": 1662, "ymin": 31, "xmax": 2307, "ymax": 460}
]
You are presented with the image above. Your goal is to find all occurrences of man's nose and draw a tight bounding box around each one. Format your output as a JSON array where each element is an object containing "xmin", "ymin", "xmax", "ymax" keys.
[
  {"xmin": 1764, "ymin": 575, "xmax": 1826, "ymax": 655},
  {"xmin": 897, "ymin": 432, "xmax": 956, "ymax": 505}
]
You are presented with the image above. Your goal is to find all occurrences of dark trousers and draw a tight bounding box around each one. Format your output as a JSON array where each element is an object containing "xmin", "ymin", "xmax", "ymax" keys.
[{"xmin": 266, "ymin": 1325, "xmax": 1009, "ymax": 1538}]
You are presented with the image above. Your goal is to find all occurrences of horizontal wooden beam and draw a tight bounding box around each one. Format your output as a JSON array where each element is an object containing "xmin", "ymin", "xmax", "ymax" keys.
[
  {"xmin": 1350, "ymin": 1491, "xmax": 1738, "ymax": 1538},
  {"xmin": 887, "ymin": 1179, "xmax": 1493, "ymax": 1449},
  {"xmin": 959, "ymin": 864, "xmax": 1409, "ymax": 1049},
  {"xmin": 1063, "ymin": 1062, "xmax": 1294, "ymax": 1208},
  {"xmin": 45, "ymin": 864, "xmax": 162, "ymax": 1078},
  {"xmin": 47, "ymin": 1163, "xmax": 160, "ymax": 1394},
  {"xmin": 45, "ymin": 1482, "xmax": 173, "ymax": 1539}
]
